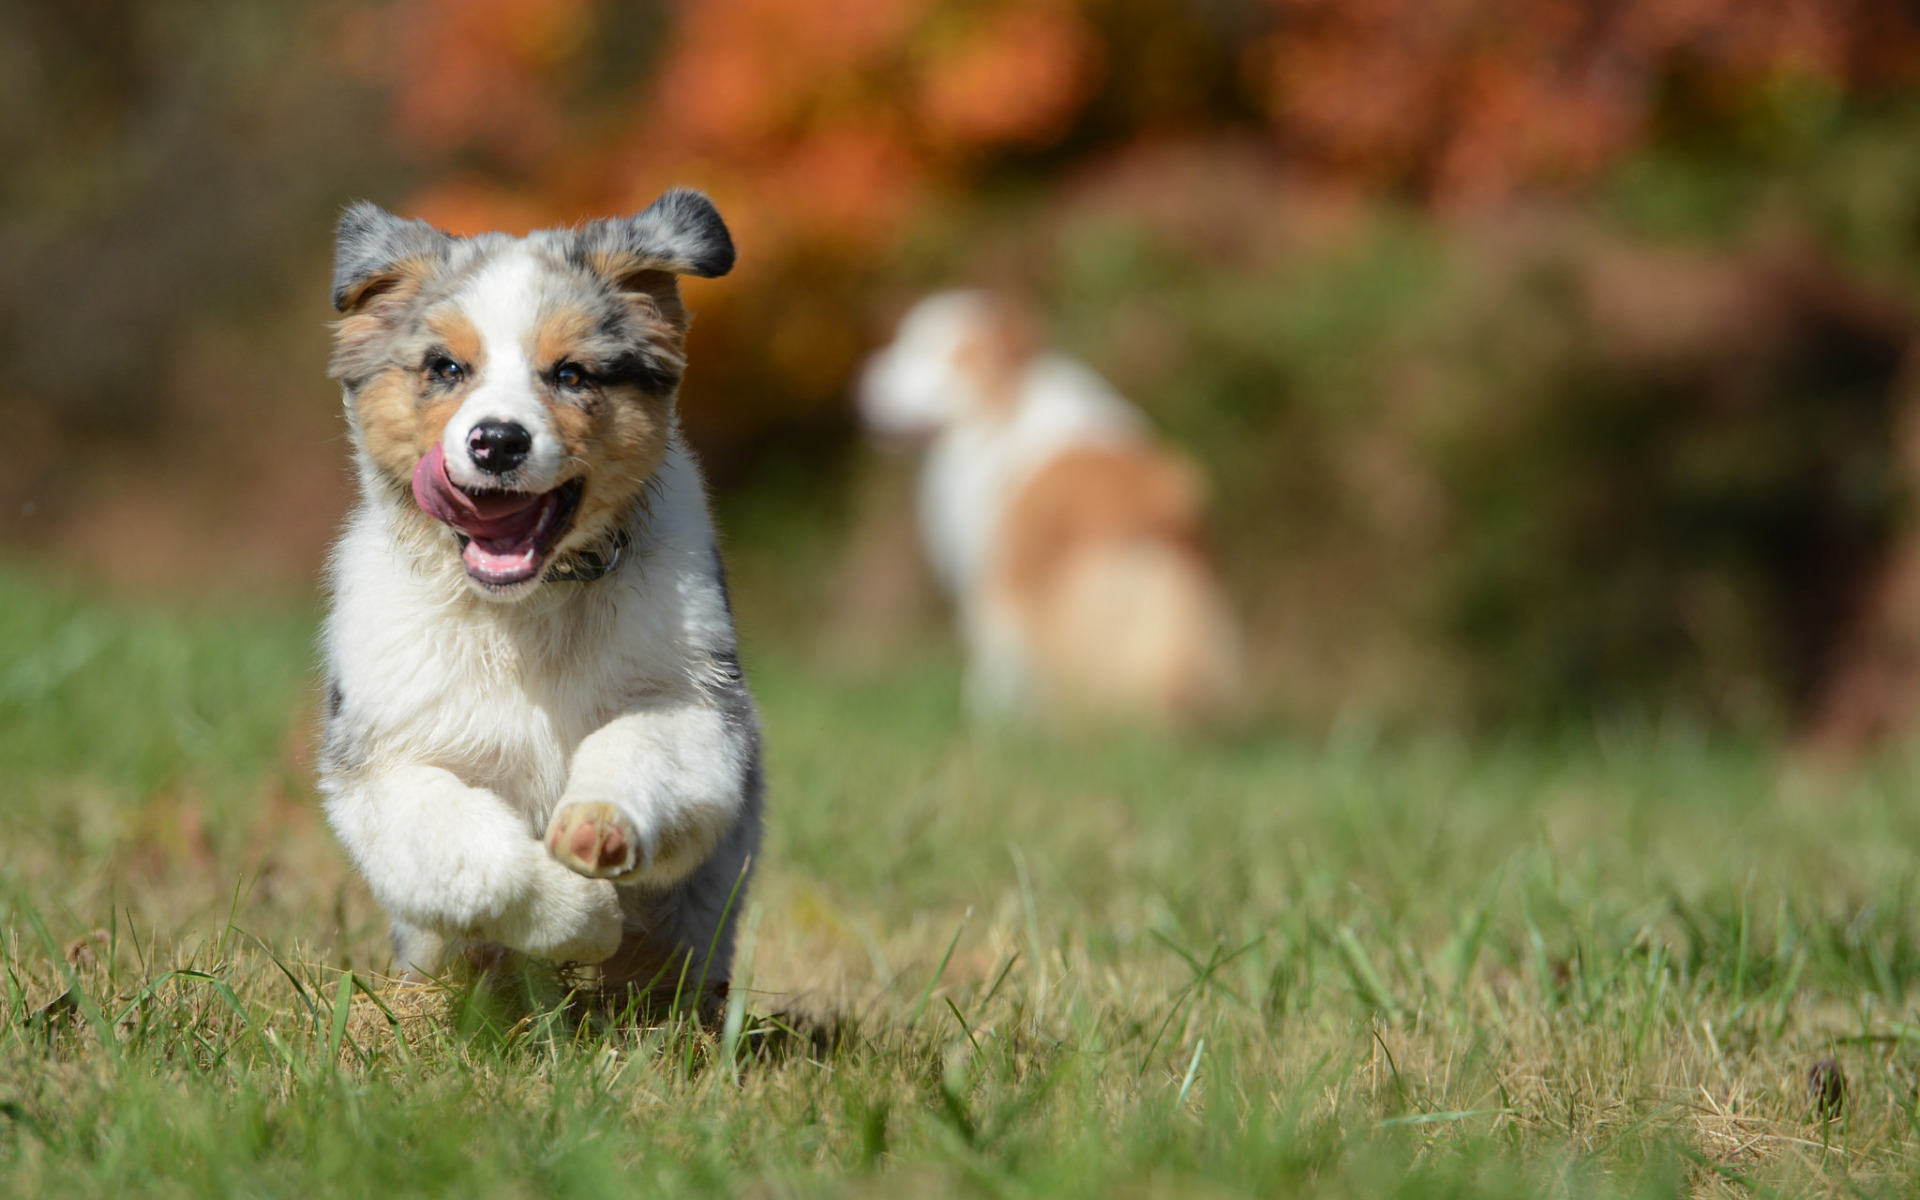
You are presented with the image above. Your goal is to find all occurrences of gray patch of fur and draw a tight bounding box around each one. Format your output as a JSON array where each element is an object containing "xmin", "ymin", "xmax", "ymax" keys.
[
  {"xmin": 319, "ymin": 676, "xmax": 366, "ymax": 777},
  {"xmin": 708, "ymin": 546, "xmax": 736, "ymax": 618},
  {"xmin": 704, "ymin": 649, "xmax": 756, "ymax": 737},
  {"xmin": 331, "ymin": 202, "xmax": 457, "ymax": 312},
  {"xmin": 614, "ymin": 725, "xmax": 763, "ymax": 991}
]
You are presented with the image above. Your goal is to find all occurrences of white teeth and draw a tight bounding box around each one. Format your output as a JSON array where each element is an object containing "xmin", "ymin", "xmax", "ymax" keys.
[{"xmin": 462, "ymin": 537, "xmax": 542, "ymax": 584}]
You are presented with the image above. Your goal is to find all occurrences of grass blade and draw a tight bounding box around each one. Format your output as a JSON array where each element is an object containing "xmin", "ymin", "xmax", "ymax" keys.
[{"xmin": 910, "ymin": 910, "xmax": 970, "ymax": 1027}]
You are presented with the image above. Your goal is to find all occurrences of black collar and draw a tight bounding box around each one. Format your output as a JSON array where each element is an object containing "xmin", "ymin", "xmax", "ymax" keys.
[{"xmin": 545, "ymin": 527, "xmax": 631, "ymax": 584}]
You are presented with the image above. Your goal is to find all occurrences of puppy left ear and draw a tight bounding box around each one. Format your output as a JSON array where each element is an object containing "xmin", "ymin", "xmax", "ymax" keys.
[
  {"xmin": 332, "ymin": 201, "xmax": 453, "ymax": 313},
  {"xmin": 580, "ymin": 189, "xmax": 735, "ymax": 284}
]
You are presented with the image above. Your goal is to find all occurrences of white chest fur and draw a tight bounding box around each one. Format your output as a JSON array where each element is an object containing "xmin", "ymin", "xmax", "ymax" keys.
[{"xmin": 326, "ymin": 443, "xmax": 726, "ymax": 817}]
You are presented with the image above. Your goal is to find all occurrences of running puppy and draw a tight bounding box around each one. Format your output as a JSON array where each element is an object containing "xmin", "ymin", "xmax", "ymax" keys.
[
  {"xmin": 858, "ymin": 291, "xmax": 1243, "ymax": 725},
  {"xmin": 319, "ymin": 190, "xmax": 761, "ymax": 996}
]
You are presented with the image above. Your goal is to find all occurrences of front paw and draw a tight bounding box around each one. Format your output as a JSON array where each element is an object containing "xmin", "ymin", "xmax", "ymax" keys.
[
  {"xmin": 540, "ymin": 880, "xmax": 623, "ymax": 964},
  {"xmin": 509, "ymin": 861, "xmax": 624, "ymax": 964},
  {"xmin": 547, "ymin": 801, "xmax": 644, "ymax": 879}
]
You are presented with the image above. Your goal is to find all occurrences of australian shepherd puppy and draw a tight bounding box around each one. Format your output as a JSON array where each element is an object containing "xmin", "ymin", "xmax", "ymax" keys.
[
  {"xmin": 858, "ymin": 291, "xmax": 1243, "ymax": 726},
  {"xmin": 318, "ymin": 190, "xmax": 761, "ymax": 999}
]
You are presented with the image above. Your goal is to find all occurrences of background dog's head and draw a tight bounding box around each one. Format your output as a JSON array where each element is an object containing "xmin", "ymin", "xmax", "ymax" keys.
[
  {"xmin": 328, "ymin": 189, "xmax": 733, "ymax": 597},
  {"xmin": 857, "ymin": 291, "xmax": 1038, "ymax": 442}
]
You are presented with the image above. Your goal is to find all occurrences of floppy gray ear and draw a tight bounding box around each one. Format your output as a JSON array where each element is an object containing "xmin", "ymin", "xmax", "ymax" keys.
[
  {"xmin": 592, "ymin": 188, "xmax": 735, "ymax": 280},
  {"xmin": 331, "ymin": 201, "xmax": 454, "ymax": 312}
]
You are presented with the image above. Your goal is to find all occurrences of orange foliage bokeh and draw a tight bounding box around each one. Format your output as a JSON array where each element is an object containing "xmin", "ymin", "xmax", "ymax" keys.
[
  {"xmin": 351, "ymin": 0, "xmax": 1920, "ymax": 253},
  {"xmin": 917, "ymin": 5, "xmax": 1104, "ymax": 150},
  {"xmin": 354, "ymin": 0, "xmax": 1113, "ymax": 258},
  {"xmin": 1248, "ymin": 0, "xmax": 1910, "ymax": 203},
  {"xmin": 385, "ymin": 0, "xmax": 595, "ymax": 167}
]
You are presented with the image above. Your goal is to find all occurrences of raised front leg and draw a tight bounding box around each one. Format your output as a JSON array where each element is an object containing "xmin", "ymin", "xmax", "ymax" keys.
[
  {"xmin": 324, "ymin": 763, "xmax": 624, "ymax": 972},
  {"xmin": 546, "ymin": 697, "xmax": 758, "ymax": 888}
]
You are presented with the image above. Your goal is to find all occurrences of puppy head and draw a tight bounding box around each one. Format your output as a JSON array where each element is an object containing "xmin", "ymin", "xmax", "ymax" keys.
[
  {"xmin": 857, "ymin": 290, "xmax": 1037, "ymax": 441},
  {"xmin": 329, "ymin": 189, "xmax": 734, "ymax": 599}
]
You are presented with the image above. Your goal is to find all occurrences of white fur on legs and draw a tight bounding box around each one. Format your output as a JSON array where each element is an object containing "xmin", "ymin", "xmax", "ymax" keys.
[
  {"xmin": 547, "ymin": 698, "xmax": 756, "ymax": 885},
  {"xmin": 326, "ymin": 763, "xmax": 624, "ymax": 969}
]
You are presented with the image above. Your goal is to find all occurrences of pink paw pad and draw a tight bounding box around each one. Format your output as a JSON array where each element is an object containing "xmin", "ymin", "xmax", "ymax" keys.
[{"xmin": 548, "ymin": 804, "xmax": 636, "ymax": 877}]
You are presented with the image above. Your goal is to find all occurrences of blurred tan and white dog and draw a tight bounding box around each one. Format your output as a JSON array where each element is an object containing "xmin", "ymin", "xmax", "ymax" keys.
[
  {"xmin": 859, "ymin": 291, "xmax": 1242, "ymax": 725},
  {"xmin": 318, "ymin": 190, "xmax": 760, "ymax": 996}
]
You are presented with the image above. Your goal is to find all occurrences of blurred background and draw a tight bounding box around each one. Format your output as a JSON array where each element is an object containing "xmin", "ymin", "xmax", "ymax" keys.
[{"xmin": 9, "ymin": 0, "xmax": 1920, "ymax": 746}]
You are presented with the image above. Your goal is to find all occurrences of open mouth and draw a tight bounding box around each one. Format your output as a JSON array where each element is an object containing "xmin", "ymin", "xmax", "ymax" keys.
[{"xmin": 411, "ymin": 445, "xmax": 582, "ymax": 587}]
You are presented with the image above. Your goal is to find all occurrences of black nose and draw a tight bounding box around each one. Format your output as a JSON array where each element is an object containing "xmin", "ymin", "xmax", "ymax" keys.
[{"xmin": 467, "ymin": 420, "xmax": 532, "ymax": 475}]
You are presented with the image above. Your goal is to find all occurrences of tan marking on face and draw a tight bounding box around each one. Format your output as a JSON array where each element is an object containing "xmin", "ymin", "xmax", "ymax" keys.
[
  {"xmin": 331, "ymin": 254, "xmax": 485, "ymax": 501},
  {"xmin": 354, "ymin": 370, "xmax": 465, "ymax": 486},
  {"xmin": 551, "ymin": 383, "xmax": 675, "ymax": 546},
  {"xmin": 425, "ymin": 310, "xmax": 483, "ymax": 368},
  {"xmin": 533, "ymin": 306, "xmax": 597, "ymax": 369},
  {"xmin": 342, "ymin": 300, "xmax": 490, "ymax": 494},
  {"xmin": 529, "ymin": 280, "xmax": 690, "ymax": 549}
]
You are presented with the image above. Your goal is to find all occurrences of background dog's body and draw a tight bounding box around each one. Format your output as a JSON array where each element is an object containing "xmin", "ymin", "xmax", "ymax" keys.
[
  {"xmin": 861, "ymin": 292, "xmax": 1243, "ymax": 725},
  {"xmin": 319, "ymin": 192, "xmax": 760, "ymax": 992}
]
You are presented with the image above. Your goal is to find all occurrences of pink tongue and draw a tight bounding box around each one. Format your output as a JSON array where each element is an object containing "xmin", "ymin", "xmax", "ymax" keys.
[
  {"xmin": 412, "ymin": 445, "xmax": 544, "ymax": 533},
  {"xmin": 411, "ymin": 445, "xmax": 552, "ymax": 581}
]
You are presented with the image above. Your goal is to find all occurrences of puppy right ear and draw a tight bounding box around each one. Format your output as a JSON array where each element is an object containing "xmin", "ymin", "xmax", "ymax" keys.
[
  {"xmin": 626, "ymin": 188, "xmax": 735, "ymax": 279},
  {"xmin": 332, "ymin": 201, "xmax": 452, "ymax": 313}
]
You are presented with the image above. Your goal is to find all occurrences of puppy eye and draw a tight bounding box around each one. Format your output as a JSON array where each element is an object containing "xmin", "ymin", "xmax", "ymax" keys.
[
  {"xmin": 554, "ymin": 362, "xmax": 589, "ymax": 389},
  {"xmin": 427, "ymin": 355, "xmax": 466, "ymax": 383}
]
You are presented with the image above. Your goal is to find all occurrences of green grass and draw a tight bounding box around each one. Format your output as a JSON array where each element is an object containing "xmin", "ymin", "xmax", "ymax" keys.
[{"xmin": 5, "ymin": 565, "xmax": 1920, "ymax": 1196}]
